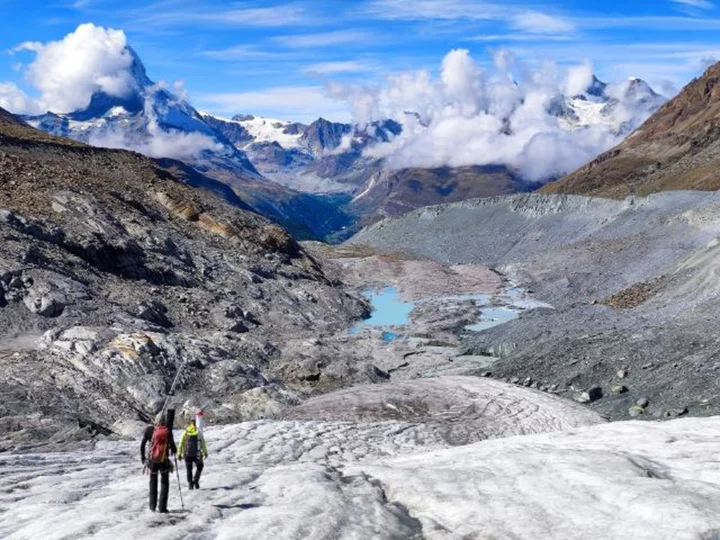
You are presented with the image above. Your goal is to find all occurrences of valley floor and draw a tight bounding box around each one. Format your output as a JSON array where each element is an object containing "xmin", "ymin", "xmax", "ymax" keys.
[
  {"xmin": 347, "ymin": 192, "xmax": 720, "ymax": 420},
  {"xmin": 3, "ymin": 413, "xmax": 720, "ymax": 539}
]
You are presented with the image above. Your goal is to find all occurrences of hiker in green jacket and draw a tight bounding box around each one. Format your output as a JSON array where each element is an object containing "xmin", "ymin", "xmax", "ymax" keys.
[{"xmin": 178, "ymin": 419, "xmax": 208, "ymax": 490}]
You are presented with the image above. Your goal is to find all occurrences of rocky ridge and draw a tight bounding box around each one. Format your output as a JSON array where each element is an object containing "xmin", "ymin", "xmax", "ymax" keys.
[{"xmin": 0, "ymin": 107, "xmax": 376, "ymax": 451}]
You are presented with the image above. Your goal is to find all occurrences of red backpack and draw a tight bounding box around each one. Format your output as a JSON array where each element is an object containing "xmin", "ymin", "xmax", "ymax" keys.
[{"xmin": 149, "ymin": 425, "xmax": 170, "ymax": 464}]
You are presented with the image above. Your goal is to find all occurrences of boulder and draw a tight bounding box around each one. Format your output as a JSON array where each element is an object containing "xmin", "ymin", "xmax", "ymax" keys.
[
  {"xmin": 227, "ymin": 320, "xmax": 249, "ymax": 333},
  {"xmin": 24, "ymin": 291, "xmax": 65, "ymax": 317},
  {"xmin": 111, "ymin": 419, "xmax": 149, "ymax": 440},
  {"xmin": 628, "ymin": 405, "xmax": 645, "ymax": 417},
  {"xmin": 212, "ymin": 304, "xmax": 250, "ymax": 333},
  {"xmin": 664, "ymin": 407, "xmax": 688, "ymax": 418},
  {"xmin": 574, "ymin": 386, "xmax": 603, "ymax": 404},
  {"xmin": 135, "ymin": 300, "xmax": 172, "ymax": 328}
]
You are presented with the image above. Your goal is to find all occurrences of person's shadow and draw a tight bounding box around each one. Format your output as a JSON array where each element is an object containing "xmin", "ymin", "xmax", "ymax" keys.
[{"xmin": 212, "ymin": 503, "xmax": 260, "ymax": 510}]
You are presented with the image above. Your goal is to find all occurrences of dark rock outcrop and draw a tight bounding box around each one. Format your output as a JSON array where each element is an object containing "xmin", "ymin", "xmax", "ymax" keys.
[{"xmin": 0, "ymin": 106, "xmax": 375, "ymax": 451}]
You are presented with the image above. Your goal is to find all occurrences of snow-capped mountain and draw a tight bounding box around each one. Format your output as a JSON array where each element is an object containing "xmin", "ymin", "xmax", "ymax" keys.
[
  {"xmin": 200, "ymin": 75, "xmax": 663, "ymax": 201},
  {"xmin": 23, "ymin": 48, "xmax": 259, "ymax": 177},
  {"xmin": 544, "ymin": 61, "xmax": 720, "ymax": 198},
  {"xmin": 199, "ymin": 114, "xmax": 396, "ymax": 194},
  {"xmin": 236, "ymin": 114, "xmax": 307, "ymax": 149},
  {"xmin": 553, "ymin": 75, "xmax": 666, "ymax": 135},
  {"xmin": 21, "ymin": 48, "xmax": 353, "ymax": 240},
  {"xmin": 18, "ymin": 38, "xmax": 667, "ymax": 242}
]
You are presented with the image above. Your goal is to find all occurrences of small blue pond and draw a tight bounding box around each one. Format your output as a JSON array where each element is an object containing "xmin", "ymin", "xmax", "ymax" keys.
[
  {"xmin": 465, "ymin": 307, "xmax": 518, "ymax": 332},
  {"xmin": 350, "ymin": 285, "xmax": 543, "ymax": 338},
  {"xmin": 381, "ymin": 331, "xmax": 401, "ymax": 342},
  {"xmin": 349, "ymin": 287, "xmax": 412, "ymax": 336}
]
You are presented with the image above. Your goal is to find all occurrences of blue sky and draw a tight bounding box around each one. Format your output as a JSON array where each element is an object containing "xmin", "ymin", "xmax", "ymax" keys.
[{"xmin": 1, "ymin": 0, "xmax": 720, "ymax": 121}]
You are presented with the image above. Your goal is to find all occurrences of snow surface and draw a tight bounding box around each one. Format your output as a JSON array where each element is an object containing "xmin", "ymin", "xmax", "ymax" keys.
[
  {"xmin": 3, "ymin": 410, "xmax": 720, "ymax": 539},
  {"xmin": 203, "ymin": 113, "xmax": 303, "ymax": 149},
  {"xmin": 5, "ymin": 376, "xmax": 720, "ymax": 539},
  {"xmin": 562, "ymin": 97, "xmax": 610, "ymax": 130},
  {"xmin": 238, "ymin": 116, "xmax": 302, "ymax": 149}
]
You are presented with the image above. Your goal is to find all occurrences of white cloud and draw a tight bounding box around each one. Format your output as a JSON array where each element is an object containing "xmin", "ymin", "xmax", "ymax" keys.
[
  {"xmin": 12, "ymin": 23, "xmax": 136, "ymax": 113},
  {"xmin": 199, "ymin": 45, "xmax": 287, "ymax": 60},
  {"xmin": 563, "ymin": 61, "xmax": 594, "ymax": 96},
  {"xmin": 88, "ymin": 84, "xmax": 223, "ymax": 160},
  {"xmin": 512, "ymin": 12, "xmax": 576, "ymax": 34},
  {"xmin": 199, "ymin": 6, "xmax": 309, "ymax": 26},
  {"xmin": 0, "ymin": 82, "xmax": 42, "ymax": 115},
  {"xmin": 11, "ymin": 41, "xmax": 43, "ymax": 53},
  {"xmin": 325, "ymin": 81, "xmax": 382, "ymax": 123},
  {"xmin": 468, "ymin": 34, "xmax": 572, "ymax": 42},
  {"xmin": 327, "ymin": 49, "xmax": 659, "ymax": 182},
  {"xmin": 670, "ymin": 0, "xmax": 714, "ymax": 9},
  {"xmin": 132, "ymin": 4, "xmax": 311, "ymax": 29},
  {"xmin": 365, "ymin": 0, "xmax": 506, "ymax": 20},
  {"xmin": 273, "ymin": 30, "xmax": 377, "ymax": 48},
  {"xmin": 304, "ymin": 61, "xmax": 377, "ymax": 76},
  {"xmin": 575, "ymin": 16, "xmax": 720, "ymax": 30},
  {"xmin": 88, "ymin": 124, "xmax": 222, "ymax": 160}
]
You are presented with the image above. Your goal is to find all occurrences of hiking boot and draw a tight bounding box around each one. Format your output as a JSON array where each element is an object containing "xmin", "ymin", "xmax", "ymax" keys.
[
  {"xmin": 188, "ymin": 483, "xmax": 194, "ymax": 490},
  {"xmin": 158, "ymin": 508, "xmax": 169, "ymax": 514},
  {"xmin": 194, "ymin": 481, "xmax": 200, "ymax": 489}
]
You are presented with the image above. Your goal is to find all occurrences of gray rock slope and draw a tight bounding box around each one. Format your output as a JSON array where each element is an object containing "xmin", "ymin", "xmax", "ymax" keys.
[
  {"xmin": 350, "ymin": 192, "xmax": 720, "ymax": 419},
  {"xmin": 0, "ymin": 108, "xmax": 375, "ymax": 452}
]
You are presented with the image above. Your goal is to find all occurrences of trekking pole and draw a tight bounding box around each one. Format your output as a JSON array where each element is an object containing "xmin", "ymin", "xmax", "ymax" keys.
[
  {"xmin": 160, "ymin": 361, "xmax": 187, "ymax": 418},
  {"xmin": 173, "ymin": 454, "xmax": 185, "ymax": 509}
]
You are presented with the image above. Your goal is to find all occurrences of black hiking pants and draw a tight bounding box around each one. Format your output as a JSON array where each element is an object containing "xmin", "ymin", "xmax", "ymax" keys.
[
  {"xmin": 148, "ymin": 462, "xmax": 170, "ymax": 512},
  {"xmin": 185, "ymin": 456, "xmax": 204, "ymax": 487}
]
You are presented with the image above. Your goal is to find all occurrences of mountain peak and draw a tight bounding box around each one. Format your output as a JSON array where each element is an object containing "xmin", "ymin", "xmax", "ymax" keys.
[
  {"xmin": 69, "ymin": 46, "xmax": 152, "ymax": 121},
  {"xmin": 300, "ymin": 118, "xmax": 352, "ymax": 155},
  {"xmin": 126, "ymin": 46, "xmax": 153, "ymax": 90},
  {"xmin": 586, "ymin": 75, "xmax": 608, "ymax": 98},
  {"xmin": 625, "ymin": 77, "xmax": 656, "ymax": 93},
  {"xmin": 542, "ymin": 61, "xmax": 720, "ymax": 197}
]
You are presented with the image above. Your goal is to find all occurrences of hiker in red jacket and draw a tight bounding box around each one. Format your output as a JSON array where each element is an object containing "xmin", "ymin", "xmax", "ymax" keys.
[{"xmin": 140, "ymin": 412, "xmax": 177, "ymax": 513}]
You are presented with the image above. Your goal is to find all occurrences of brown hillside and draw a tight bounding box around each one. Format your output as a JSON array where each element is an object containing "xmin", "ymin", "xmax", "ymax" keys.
[
  {"xmin": 351, "ymin": 165, "xmax": 529, "ymax": 224},
  {"xmin": 542, "ymin": 62, "xmax": 720, "ymax": 198}
]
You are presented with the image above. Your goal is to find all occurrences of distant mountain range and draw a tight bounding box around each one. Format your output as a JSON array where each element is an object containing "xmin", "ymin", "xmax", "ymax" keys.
[
  {"xmin": 21, "ymin": 48, "xmax": 352, "ymax": 240},
  {"xmin": 199, "ymin": 76, "xmax": 665, "ymax": 228},
  {"xmin": 19, "ymin": 44, "xmax": 667, "ymax": 240},
  {"xmin": 552, "ymin": 76, "xmax": 665, "ymax": 134},
  {"xmin": 543, "ymin": 63, "xmax": 720, "ymax": 198}
]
